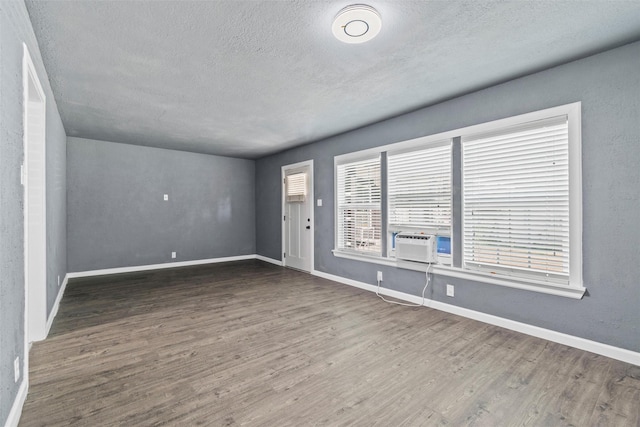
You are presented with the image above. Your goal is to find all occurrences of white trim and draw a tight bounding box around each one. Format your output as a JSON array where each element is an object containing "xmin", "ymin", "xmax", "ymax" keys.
[
  {"xmin": 312, "ymin": 269, "xmax": 380, "ymax": 293},
  {"xmin": 461, "ymin": 102, "xmax": 583, "ymax": 290},
  {"xmin": 41, "ymin": 256, "xmax": 283, "ymax": 345},
  {"xmin": 281, "ymin": 160, "xmax": 314, "ymax": 272},
  {"xmin": 333, "ymin": 249, "xmax": 398, "ymax": 267},
  {"xmin": 334, "ymin": 102, "xmax": 583, "ymax": 162},
  {"xmin": 423, "ymin": 301, "xmax": 640, "ymax": 366},
  {"xmin": 310, "ymin": 269, "xmax": 640, "ymax": 366},
  {"xmin": 255, "ymin": 255, "xmax": 283, "ymax": 266},
  {"xmin": 567, "ymin": 102, "xmax": 583, "ymax": 289},
  {"xmin": 334, "ymin": 149, "xmax": 382, "ymax": 166},
  {"xmin": 333, "ymin": 102, "xmax": 583, "ymax": 294},
  {"xmin": 334, "ymin": 154, "xmax": 383, "ymax": 257},
  {"xmin": 386, "ymin": 142, "xmax": 453, "ymax": 239},
  {"xmin": 44, "ymin": 274, "xmax": 69, "ymax": 338},
  {"xmin": 332, "ymin": 250, "xmax": 585, "ymax": 299},
  {"xmin": 5, "ymin": 379, "xmax": 28, "ymax": 427},
  {"xmin": 430, "ymin": 265, "xmax": 586, "ymax": 299},
  {"xmin": 65, "ymin": 254, "xmax": 283, "ymax": 281},
  {"xmin": 386, "ymin": 138, "xmax": 451, "ymax": 157},
  {"xmin": 44, "ymin": 254, "xmax": 284, "ymax": 344},
  {"xmin": 23, "ymin": 43, "xmax": 48, "ymax": 345},
  {"xmin": 67, "ymin": 255, "xmax": 256, "ymax": 279}
]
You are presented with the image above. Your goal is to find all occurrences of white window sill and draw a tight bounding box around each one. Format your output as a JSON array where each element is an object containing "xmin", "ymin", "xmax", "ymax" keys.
[
  {"xmin": 332, "ymin": 250, "xmax": 586, "ymax": 300},
  {"xmin": 332, "ymin": 250, "xmax": 398, "ymax": 267}
]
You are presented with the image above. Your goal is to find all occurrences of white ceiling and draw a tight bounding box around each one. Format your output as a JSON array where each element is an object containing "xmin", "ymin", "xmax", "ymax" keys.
[{"xmin": 26, "ymin": 1, "xmax": 640, "ymax": 159}]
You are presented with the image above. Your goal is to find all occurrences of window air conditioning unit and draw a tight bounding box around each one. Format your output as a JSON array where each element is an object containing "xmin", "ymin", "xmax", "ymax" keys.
[{"xmin": 396, "ymin": 233, "xmax": 437, "ymax": 263}]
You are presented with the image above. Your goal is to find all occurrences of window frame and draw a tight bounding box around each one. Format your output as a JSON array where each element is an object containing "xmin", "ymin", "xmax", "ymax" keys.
[
  {"xmin": 461, "ymin": 117, "xmax": 571, "ymax": 283},
  {"xmin": 334, "ymin": 153, "xmax": 383, "ymax": 257},
  {"xmin": 332, "ymin": 102, "xmax": 584, "ymax": 299},
  {"xmin": 460, "ymin": 103, "xmax": 582, "ymax": 290},
  {"xmin": 285, "ymin": 172, "xmax": 307, "ymax": 203},
  {"xmin": 387, "ymin": 140, "xmax": 453, "ymax": 234}
]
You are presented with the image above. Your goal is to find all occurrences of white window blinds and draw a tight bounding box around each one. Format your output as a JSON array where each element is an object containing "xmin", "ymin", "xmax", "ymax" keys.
[
  {"xmin": 286, "ymin": 172, "xmax": 307, "ymax": 202},
  {"xmin": 388, "ymin": 142, "xmax": 452, "ymax": 230},
  {"xmin": 336, "ymin": 156, "xmax": 382, "ymax": 255},
  {"xmin": 462, "ymin": 116, "xmax": 570, "ymax": 282}
]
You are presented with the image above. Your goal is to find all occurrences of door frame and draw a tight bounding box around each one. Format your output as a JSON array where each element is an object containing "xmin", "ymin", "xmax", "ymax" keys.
[
  {"xmin": 23, "ymin": 42, "xmax": 48, "ymax": 351},
  {"xmin": 281, "ymin": 159, "xmax": 314, "ymax": 272}
]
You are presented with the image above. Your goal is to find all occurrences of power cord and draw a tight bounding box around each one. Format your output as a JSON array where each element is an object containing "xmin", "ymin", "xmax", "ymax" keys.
[{"xmin": 376, "ymin": 263, "xmax": 432, "ymax": 307}]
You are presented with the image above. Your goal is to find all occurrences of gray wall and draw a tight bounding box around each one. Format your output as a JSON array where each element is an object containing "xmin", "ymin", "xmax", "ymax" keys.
[
  {"xmin": 256, "ymin": 41, "xmax": 640, "ymax": 353},
  {"xmin": 67, "ymin": 138, "xmax": 255, "ymax": 272},
  {"xmin": 0, "ymin": 1, "xmax": 67, "ymax": 424}
]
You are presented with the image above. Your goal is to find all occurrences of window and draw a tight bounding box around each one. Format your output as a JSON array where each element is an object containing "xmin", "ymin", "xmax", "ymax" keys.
[
  {"xmin": 333, "ymin": 103, "xmax": 582, "ymax": 296},
  {"xmin": 462, "ymin": 116, "xmax": 572, "ymax": 283},
  {"xmin": 388, "ymin": 141, "xmax": 452, "ymax": 231},
  {"xmin": 336, "ymin": 156, "xmax": 382, "ymax": 256},
  {"xmin": 285, "ymin": 172, "xmax": 307, "ymax": 202}
]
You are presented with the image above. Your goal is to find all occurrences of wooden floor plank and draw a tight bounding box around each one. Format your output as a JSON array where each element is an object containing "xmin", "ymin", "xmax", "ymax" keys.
[{"xmin": 19, "ymin": 260, "xmax": 640, "ymax": 426}]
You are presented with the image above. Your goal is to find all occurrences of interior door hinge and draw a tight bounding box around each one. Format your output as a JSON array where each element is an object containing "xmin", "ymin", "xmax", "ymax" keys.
[
  {"xmin": 283, "ymin": 252, "xmax": 286, "ymax": 258},
  {"xmin": 283, "ymin": 215, "xmax": 286, "ymax": 221}
]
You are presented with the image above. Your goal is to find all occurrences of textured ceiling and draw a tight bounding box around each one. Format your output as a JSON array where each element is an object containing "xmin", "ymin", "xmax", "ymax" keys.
[{"xmin": 26, "ymin": 1, "xmax": 640, "ymax": 159}]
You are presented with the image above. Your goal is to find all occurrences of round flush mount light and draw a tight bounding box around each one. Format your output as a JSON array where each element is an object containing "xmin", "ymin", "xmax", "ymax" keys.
[{"xmin": 332, "ymin": 4, "xmax": 382, "ymax": 44}]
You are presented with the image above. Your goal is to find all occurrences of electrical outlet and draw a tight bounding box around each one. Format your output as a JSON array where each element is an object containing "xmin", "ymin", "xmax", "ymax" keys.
[
  {"xmin": 171, "ymin": 252, "xmax": 176, "ymax": 259},
  {"xmin": 14, "ymin": 357, "xmax": 20, "ymax": 383},
  {"xmin": 377, "ymin": 271, "xmax": 383, "ymax": 281},
  {"xmin": 164, "ymin": 194, "xmax": 169, "ymax": 201},
  {"xmin": 446, "ymin": 284, "xmax": 455, "ymax": 297}
]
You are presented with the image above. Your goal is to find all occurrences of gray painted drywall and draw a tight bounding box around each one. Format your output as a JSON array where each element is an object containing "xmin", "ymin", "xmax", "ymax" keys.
[
  {"xmin": 67, "ymin": 138, "xmax": 255, "ymax": 272},
  {"xmin": 256, "ymin": 41, "xmax": 640, "ymax": 353},
  {"xmin": 0, "ymin": 1, "xmax": 67, "ymax": 424}
]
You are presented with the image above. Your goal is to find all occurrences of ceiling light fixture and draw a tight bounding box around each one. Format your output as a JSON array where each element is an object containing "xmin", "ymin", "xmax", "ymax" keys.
[{"xmin": 332, "ymin": 4, "xmax": 382, "ymax": 44}]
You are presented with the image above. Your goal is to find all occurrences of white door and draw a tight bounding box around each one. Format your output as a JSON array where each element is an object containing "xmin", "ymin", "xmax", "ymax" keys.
[
  {"xmin": 283, "ymin": 163, "xmax": 312, "ymax": 272},
  {"xmin": 23, "ymin": 45, "xmax": 47, "ymax": 343}
]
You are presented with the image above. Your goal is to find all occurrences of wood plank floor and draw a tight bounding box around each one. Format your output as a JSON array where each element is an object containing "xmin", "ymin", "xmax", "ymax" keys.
[{"xmin": 20, "ymin": 260, "xmax": 640, "ymax": 426}]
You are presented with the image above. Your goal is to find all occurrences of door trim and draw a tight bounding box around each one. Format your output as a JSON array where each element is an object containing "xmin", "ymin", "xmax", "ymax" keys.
[
  {"xmin": 281, "ymin": 160, "xmax": 314, "ymax": 272},
  {"xmin": 23, "ymin": 43, "xmax": 47, "ymax": 348}
]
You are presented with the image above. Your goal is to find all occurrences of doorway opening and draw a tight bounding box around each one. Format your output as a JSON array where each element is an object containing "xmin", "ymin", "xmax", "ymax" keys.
[
  {"xmin": 282, "ymin": 160, "xmax": 314, "ymax": 272},
  {"xmin": 23, "ymin": 43, "xmax": 47, "ymax": 345}
]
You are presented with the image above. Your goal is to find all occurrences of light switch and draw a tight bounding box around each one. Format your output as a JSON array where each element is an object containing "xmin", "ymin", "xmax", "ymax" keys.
[
  {"xmin": 317, "ymin": 199, "xmax": 323, "ymax": 207},
  {"xmin": 164, "ymin": 194, "xmax": 169, "ymax": 201}
]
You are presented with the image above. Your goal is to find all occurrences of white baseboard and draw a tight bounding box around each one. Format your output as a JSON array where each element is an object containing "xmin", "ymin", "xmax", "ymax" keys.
[
  {"xmin": 55, "ymin": 259, "xmax": 640, "ymax": 366},
  {"xmin": 4, "ymin": 379, "xmax": 28, "ymax": 427},
  {"xmin": 312, "ymin": 269, "xmax": 381, "ymax": 295},
  {"xmin": 67, "ymin": 255, "xmax": 257, "ymax": 279},
  {"xmin": 57, "ymin": 254, "xmax": 277, "ymax": 337},
  {"xmin": 311, "ymin": 269, "xmax": 640, "ymax": 367},
  {"xmin": 255, "ymin": 255, "xmax": 283, "ymax": 266},
  {"xmin": 45, "ymin": 274, "xmax": 68, "ymax": 338}
]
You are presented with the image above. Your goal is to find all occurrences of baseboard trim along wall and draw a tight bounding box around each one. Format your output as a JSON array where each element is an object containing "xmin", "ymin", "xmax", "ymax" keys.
[
  {"xmin": 310, "ymin": 269, "xmax": 640, "ymax": 367},
  {"xmin": 52, "ymin": 255, "xmax": 282, "ymax": 339},
  {"xmin": 45, "ymin": 274, "xmax": 69, "ymax": 338},
  {"xmin": 20, "ymin": 254, "xmax": 638, "ymax": 427},
  {"xmin": 255, "ymin": 255, "xmax": 283, "ymax": 266},
  {"xmin": 54, "ymin": 255, "xmax": 640, "ymax": 366},
  {"xmin": 66, "ymin": 254, "xmax": 258, "ymax": 279},
  {"xmin": 5, "ymin": 378, "xmax": 28, "ymax": 427}
]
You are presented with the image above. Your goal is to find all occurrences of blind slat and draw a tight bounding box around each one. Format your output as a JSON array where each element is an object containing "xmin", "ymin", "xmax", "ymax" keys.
[
  {"xmin": 285, "ymin": 172, "xmax": 306, "ymax": 202},
  {"xmin": 337, "ymin": 157, "xmax": 382, "ymax": 256},
  {"xmin": 462, "ymin": 116, "xmax": 570, "ymax": 279},
  {"xmin": 388, "ymin": 143, "xmax": 452, "ymax": 229}
]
